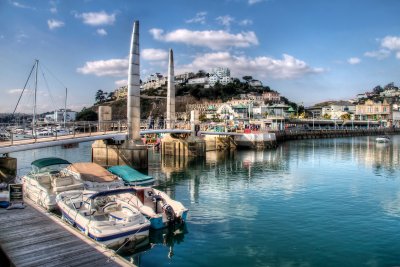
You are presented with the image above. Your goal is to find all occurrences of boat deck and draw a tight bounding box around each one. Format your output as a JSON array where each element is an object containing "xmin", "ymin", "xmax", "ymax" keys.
[{"xmin": 0, "ymin": 200, "xmax": 133, "ymax": 267}]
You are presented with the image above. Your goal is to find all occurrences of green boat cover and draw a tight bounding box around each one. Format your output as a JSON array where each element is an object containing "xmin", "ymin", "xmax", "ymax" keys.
[
  {"xmin": 31, "ymin": 157, "xmax": 71, "ymax": 169},
  {"xmin": 108, "ymin": 165, "xmax": 153, "ymax": 183}
]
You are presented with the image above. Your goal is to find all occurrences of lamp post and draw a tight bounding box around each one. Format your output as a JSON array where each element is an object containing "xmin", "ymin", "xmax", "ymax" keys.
[{"xmin": 312, "ymin": 111, "xmax": 315, "ymax": 130}]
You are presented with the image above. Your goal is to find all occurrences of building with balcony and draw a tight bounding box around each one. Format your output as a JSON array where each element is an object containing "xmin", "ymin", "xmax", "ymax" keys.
[
  {"xmin": 321, "ymin": 102, "xmax": 356, "ymax": 119},
  {"xmin": 355, "ymin": 99, "xmax": 391, "ymax": 122},
  {"xmin": 142, "ymin": 73, "xmax": 168, "ymax": 90},
  {"xmin": 262, "ymin": 92, "xmax": 281, "ymax": 103}
]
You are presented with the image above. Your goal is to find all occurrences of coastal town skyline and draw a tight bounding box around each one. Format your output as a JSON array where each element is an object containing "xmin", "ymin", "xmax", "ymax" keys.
[{"xmin": 1, "ymin": 0, "xmax": 399, "ymax": 113}]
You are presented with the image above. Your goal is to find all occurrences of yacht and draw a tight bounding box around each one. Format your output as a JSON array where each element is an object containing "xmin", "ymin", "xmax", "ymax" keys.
[
  {"xmin": 22, "ymin": 157, "xmax": 84, "ymax": 210},
  {"xmin": 64, "ymin": 162, "xmax": 125, "ymax": 191},
  {"xmin": 56, "ymin": 188, "xmax": 150, "ymax": 248},
  {"xmin": 108, "ymin": 165, "xmax": 155, "ymax": 186},
  {"xmin": 376, "ymin": 136, "xmax": 390, "ymax": 143},
  {"xmin": 119, "ymin": 186, "xmax": 189, "ymax": 229}
]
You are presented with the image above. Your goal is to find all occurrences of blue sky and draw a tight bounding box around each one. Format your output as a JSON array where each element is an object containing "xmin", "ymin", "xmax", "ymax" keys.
[{"xmin": 0, "ymin": 0, "xmax": 399, "ymax": 113}]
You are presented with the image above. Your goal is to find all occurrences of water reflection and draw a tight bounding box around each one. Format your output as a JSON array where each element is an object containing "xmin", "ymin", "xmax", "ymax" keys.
[{"xmin": 122, "ymin": 225, "xmax": 189, "ymax": 266}]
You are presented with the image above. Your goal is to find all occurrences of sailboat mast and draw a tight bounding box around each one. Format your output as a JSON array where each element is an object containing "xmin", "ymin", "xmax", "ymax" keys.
[
  {"xmin": 64, "ymin": 87, "xmax": 67, "ymax": 128},
  {"xmin": 32, "ymin": 59, "xmax": 39, "ymax": 134}
]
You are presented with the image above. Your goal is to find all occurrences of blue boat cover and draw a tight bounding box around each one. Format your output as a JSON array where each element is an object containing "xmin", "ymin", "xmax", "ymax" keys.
[
  {"xmin": 108, "ymin": 165, "xmax": 153, "ymax": 183},
  {"xmin": 31, "ymin": 157, "xmax": 71, "ymax": 169}
]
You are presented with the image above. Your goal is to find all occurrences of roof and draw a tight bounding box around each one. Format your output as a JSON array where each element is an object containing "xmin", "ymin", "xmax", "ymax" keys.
[
  {"xmin": 31, "ymin": 157, "xmax": 71, "ymax": 169},
  {"xmin": 66, "ymin": 162, "xmax": 117, "ymax": 182},
  {"xmin": 108, "ymin": 165, "xmax": 153, "ymax": 183}
]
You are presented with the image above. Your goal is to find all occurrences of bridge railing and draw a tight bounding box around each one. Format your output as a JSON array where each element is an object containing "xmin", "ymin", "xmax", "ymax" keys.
[{"xmin": 0, "ymin": 121, "xmax": 131, "ymax": 146}]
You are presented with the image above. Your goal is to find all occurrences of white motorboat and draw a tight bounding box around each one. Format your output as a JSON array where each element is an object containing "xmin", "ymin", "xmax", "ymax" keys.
[
  {"xmin": 0, "ymin": 131, "xmax": 10, "ymax": 141},
  {"xmin": 56, "ymin": 188, "xmax": 150, "ymax": 248},
  {"xmin": 376, "ymin": 136, "xmax": 390, "ymax": 143},
  {"xmin": 64, "ymin": 162, "xmax": 125, "ymax": 191},
  {"xmin": 119, "ymin": 186, "xmax": 189, "ymax": 229},
  {"xmin": 22, "ymin": 157, "xmax": 84, "ymax": 210}
]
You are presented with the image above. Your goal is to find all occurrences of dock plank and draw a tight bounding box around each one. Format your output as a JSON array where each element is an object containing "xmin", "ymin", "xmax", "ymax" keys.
[{"xmin": 0, "ymin": 201, "xmax": 132, "ymax": 267}]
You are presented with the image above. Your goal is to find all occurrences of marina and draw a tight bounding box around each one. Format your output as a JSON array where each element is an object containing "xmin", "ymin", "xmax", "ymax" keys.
[
  {"xmin": 0, "ymin": 136, "xmax": 399, "ymax": 266},
  {"xmin": 1, "ymin": 1, "xmax": 400, "ymax": 266}
]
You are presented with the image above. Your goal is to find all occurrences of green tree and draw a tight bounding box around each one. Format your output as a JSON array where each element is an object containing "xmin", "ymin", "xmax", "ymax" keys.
[
  {"xmin": 340, "ymin": 113, "xmax": 351, "ymax": 120},
  {"xmin": 95, "ymin": 89, "xmax": 106, "ymax": 104},
  {"xmin": 323, "ymin": 113, "xmax": 331, "ymax": 119},
  {"xmin": 76, "ymin": 108, "xmax": 98, "ymax": 121},
  {"xmin": 242, "ymin": 76, "xmax": 253, "ymax": 83}
]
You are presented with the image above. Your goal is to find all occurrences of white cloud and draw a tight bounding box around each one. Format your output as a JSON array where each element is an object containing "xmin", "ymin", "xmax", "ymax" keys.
[
  {"xmin": 364, "ymin": 49, "xmax": 390, "ymax": 60},
  {"xmin": 177, "ymin": 52, "xmax": 323, "ymax": 80},
  {"xmin": 186, "ymin": 11, "xmax": 207, "ymax": 24},
  {"xmin": 347, "ymin": 57, "xmax": 361, "ymax": 65},
  {"xmin": 75, "ymin": 11, "xmax": 116, "ymax": 26},
  {"xmin": 96, "ymin": 28, "xmax": 107, "ymax": 36},
  {"xmin": 381, "ymin": 36, "xmax": 400, "ymax": 51},
  {"xmin": 248, "ymin": 0, "xmax": 265, "ymax": 5},
  {"xmin": 7, "ymin": 89, "xmax": 25, "ymax": 94},
  {"xmin": 142, "ymin": 48, "xmax": 168, "ymax": 61},
  {"xmin": 47, "ymin": 19, "xmax": 65, "ymax": 30},
  {"xmin": 15, "ymin": 32, "xmax": 28, "ymax": 42},
  {"xmin": 216, "ymin": 15, "xmax": 235, "ymax": 27},
  {"xmin": 367, "ymin": 35, "xmax": 400, "ymax": 60},
  {"xmin": 149, "ymin": 28, "xmax": 259, "ymax": 50},
  {"xmin": 49, "ymin": 0, "xmax": 57, "ymax": 13},
  {"xmin": 77, "ymin": 58, "xmax": 128, "ymax": 77},
  {"xmin": 11, "ymin": 1, "xmax": 35, "ymax": 9},
  {"xmin": 115, "ymin": 79, "xmax": 127, "ymax": 87},
  {"xmin": 239, "ymin": 19, "xmax": 253, "ymax": 26}
]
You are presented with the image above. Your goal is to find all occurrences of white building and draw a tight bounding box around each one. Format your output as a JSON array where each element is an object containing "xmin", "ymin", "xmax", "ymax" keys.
[
  {"xmin": 45, "ymin": 109, "xmax": 76, "ymax": 122},
  {"xmin": 208, "ymin": 67, "xmax": 233, "ymax": 86},
  {"xmin": 143, "ymin": 73, "xmax": 168, "ymax": 90},
  {"xmin": 321, "ymin": 103, "xmax": 356, "ymax": 119},
  {"xmin": 188, "ymin": 77, "xmax": 209, "ymax": 85}
]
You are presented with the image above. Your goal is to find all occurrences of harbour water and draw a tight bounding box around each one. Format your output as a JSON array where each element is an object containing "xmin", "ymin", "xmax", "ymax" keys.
[{"xmin": 12, "ymin": 136, "xmax": 400, "ymax": 267}]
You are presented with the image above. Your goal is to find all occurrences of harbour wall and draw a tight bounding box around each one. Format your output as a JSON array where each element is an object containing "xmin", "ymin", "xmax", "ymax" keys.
[{"xmin": 274, "ymin": 128, "xmax": 400, "ymax": 142}]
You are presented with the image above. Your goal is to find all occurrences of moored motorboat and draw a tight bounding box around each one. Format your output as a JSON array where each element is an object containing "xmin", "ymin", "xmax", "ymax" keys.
[
  {"xmin": 376, "ymin": 136, "xmax": 390, "ymax": 143},
  {"xmin": 22, "ymin": 157, "xmax": 84, "ymax": 210},
  {"xmin": 56, "ymin": 188, "xmax": 150, "ymax": 248},
  {"xmin": 119, "ymin": 186, "xmax": 188, "ymax": 229},
  {"xmin": 108, "ymin": 165, "xmax": 155, "ymax": 186},
  {"xmin": 64, "ymin": 162, "xmax": 125, "ymax": 191}
]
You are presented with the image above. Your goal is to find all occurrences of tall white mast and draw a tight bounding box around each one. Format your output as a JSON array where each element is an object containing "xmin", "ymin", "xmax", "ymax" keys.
[
  {"xmin": 64, "ymin": 87, "xmax": 67, "ymax": 128},
  {"xmin": 32, "ymin": 59, "xmax": 38, "ymax": 134}
]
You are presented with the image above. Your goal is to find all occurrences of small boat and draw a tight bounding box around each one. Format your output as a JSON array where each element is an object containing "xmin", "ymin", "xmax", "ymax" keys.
[
  {"xmin": 22, "ymin": 157, "xmax": 84, "ymax": 210},
  {"xmin": 64, "ymin": 162, "xmax": 125, "ymax": 191},
  {"xmin": 119, "ymin": 186, "xmax": 189, "ymax": 229},
  {"xmin": 376, "ymin": 136, "xmax": 390, "ymax": 143},
  {"xmin": 108, "ymin": 165, "xmax": 155, "ymax": 186},
  {"xmin": 56, "ymin": 188, "xmax": 150, "ymax": 248},
  {"xmin": 0, "ymin": 131, "xmax": 11, "ymax": 141}
]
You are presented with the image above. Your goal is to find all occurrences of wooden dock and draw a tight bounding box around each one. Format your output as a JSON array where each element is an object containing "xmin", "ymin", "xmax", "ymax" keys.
[{"xmin": 0, "ymin": 200, "xmax": 133, "ymax": 267}]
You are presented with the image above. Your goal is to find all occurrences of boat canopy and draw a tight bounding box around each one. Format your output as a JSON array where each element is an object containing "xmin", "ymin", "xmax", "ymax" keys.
[
  {"xmin": 88, "ymin": 188, "xmax": 137, "ymax": 199},
  {"xmin": 66, "ymin": 162, "xmax": 118, "ymax": 182},
  {"xmin": 108, "ymin": 165, "xmax": 153, "ymax": 183},
  {"xmin": 31, "ymin": 157, "xmax": 71, "ymax": 169}
]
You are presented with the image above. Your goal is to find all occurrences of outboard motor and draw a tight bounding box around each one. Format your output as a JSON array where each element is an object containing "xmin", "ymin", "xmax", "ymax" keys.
[{"xmin": 163, "ymin": 204, "xmax": 175, "ymax": 222}]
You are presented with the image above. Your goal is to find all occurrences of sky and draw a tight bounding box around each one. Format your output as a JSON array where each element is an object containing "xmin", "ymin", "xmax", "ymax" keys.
[{"xmin": 0, "ymin": 0, "xmax": 399, "ymax": 113}]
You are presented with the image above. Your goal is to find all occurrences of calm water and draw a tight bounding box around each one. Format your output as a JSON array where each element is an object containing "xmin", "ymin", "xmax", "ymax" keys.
[{"xmin": 12, "ymin": 136, "xmax": 400, "ymax": 267}]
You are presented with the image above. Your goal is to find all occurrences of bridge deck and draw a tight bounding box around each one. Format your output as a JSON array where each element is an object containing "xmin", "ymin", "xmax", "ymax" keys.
[{"xmin": 0, "ymin": 200, "xmax": 131, "ymax": 267}]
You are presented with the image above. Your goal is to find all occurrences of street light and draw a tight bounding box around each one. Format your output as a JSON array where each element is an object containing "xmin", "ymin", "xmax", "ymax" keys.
[{"xmin": 311, "ymin": 111, "xmax": 315, "ymax": 130}]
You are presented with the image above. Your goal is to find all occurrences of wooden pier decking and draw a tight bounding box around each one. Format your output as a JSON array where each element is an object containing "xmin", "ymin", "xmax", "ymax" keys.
[{"xmin": 0, "ymin": 200, "xmax": 133, "ymax": 267}]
